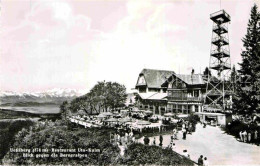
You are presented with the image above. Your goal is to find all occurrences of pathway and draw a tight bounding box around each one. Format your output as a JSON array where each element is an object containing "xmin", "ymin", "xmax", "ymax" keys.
[{"xmin": 138, "ymin": 123, "xmax": 260, "ymax": 165}]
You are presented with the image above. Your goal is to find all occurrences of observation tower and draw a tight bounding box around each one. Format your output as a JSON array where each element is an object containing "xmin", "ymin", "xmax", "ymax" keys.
[{"xmin": 204, "ymin": 10, "xmax": 233, "ymax": 113}]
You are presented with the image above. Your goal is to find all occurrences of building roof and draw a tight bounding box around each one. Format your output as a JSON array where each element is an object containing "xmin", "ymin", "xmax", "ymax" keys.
[
  {"xmin": 137, "ymin": 68, "xmax": 175, "ymax": 88},
  {"xmin": 176, "ymin": 74, "xmax": 205, "ymax": 85}
]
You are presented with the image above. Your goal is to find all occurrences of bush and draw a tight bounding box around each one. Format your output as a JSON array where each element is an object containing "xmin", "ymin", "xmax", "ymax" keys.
[
  {"xmin": 122, "ymin": 143, "xmax": 194, "ymax": 165},
  {"xmin": 0, "ymin": 120, "xmax": 35, "ymax": 161},
  {"xmin": 3, "ymin": 121, "xmax": 120, "ymax": 165}
]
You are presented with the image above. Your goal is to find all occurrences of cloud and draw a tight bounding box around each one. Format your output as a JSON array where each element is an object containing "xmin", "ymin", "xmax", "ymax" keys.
[
  {"xmin": 0, "ymin": 0, "xmax": 101, "ymax": 92},
  {"xmin": 0, "ymin": 0, "xmax": 256, "ymax": 92}
]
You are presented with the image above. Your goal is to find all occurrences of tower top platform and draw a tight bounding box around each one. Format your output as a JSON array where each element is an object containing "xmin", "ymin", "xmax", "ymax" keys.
[{"xmin": 210, "ymin": 10, "xmax": 231, "ymax": 23}]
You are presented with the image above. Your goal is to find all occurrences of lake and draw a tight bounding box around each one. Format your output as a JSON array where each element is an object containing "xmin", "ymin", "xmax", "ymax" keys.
[{"xmin": 0, "ymin": 105, "xmax": 60, "ymax": 114}]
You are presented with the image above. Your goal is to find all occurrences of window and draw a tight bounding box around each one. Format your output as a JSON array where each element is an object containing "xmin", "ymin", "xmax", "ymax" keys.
[
  {"xmin": 139, "ymin": 88, "xmax": 146, "ymax": 93},
  {"xmin": 138, "ymin": 75, "xmax": 146, "ymax": 84},
  {"xmin": 168, "ymin": 83, "xmax": 172, "ymax": 88},
  {"xmin": 195, "ymin": 105, "xmax": 198, "ymax": 112}
]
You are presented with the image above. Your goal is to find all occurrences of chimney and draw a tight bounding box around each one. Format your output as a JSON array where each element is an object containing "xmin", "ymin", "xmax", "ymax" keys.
[{"xmin": 191, "ymin": 69, "xmax": 194, "ymax": 84}]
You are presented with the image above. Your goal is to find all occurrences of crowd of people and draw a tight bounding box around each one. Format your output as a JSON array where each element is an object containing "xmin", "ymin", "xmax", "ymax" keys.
[
  {"xmin": 239, "ymin": 130, "xmax": 258, "ymax": 143},
  {"xmin": 110, "ymin": 130, "xmax": 136, "ymax": 156},
  {"xmin": 111, "ymin": 130, "xmax": 135, "ymax": 146},
  {"xmin": 181, "ymin": 121, "xmax": 195, "ymax": 140}
]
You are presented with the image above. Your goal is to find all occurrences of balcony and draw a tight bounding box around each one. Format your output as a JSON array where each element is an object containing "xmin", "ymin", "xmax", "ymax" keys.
[
  {"xmin": 211, "ymin": 49, "xmax": 230, "ymax": 58},
  {"xmin": 210, "ymin": 10, "xmax": 231, "ymax": 24},
  {"xmin": 212, "ymin": 36, "xmax": 229, "ymax": 46},
  {"xmin": 168, "ymin": 96, "xmax": 202, "ymax": 102},
  {"xmin": 187, "ymin": 96, "xmax": 203, "ymax": 101},
  {"xmin": 213, "ymin": 24, "xmax": 228, "ymax": 34}
]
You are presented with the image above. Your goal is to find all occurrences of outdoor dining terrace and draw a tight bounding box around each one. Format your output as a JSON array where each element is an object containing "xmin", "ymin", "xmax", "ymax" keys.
[{"xmin": 68, "ymin": 108, "xmax": 189, "ymax": 135}]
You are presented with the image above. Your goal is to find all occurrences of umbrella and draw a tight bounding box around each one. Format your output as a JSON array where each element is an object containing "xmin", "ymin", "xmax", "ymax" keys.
[
  {"xmin": 132, "ymin": 107, "xmax": 141, "ymax": 112},
  {"xmin": 119, "ymin": 117, "xmax": 132, "ymax": 123},
  {"xmin": 164, "ymin": 112, "xmax": 175, "ymax": 117},
  {"xmin": 105, "ymin": 117, "xmax": 118, "ymax": 122},
  {"xmin": 137, "ymin": 120, "xmax": 151, "ymax": 125},
  {"xmin": 177, "ymin": 114, "xmax": 189, "ymax": 118},
  {"xmin": 144, "ymin": 110, "xmax": 153, "ymax": 114},
  {"xmin": 102, "ymin": 112, "xmax": 114, "ymax": 116},
  {"xmin": 125, "ymin": 122, "xmax": 133, "ymax": 125},
  {"xmin": 96, "ymin": 114, "xmax": 106, "ymax": 118},
  {"xmin": 171, "ymin": 119, "xmax": 179, "ymax": 123},
  {"xmin": 77, "ymin": 110, "xmax": 87, "ymax": 116}
]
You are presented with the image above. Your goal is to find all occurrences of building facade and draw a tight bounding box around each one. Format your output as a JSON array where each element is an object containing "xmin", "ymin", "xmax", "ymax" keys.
[{"xmin": 135, "ymin": 68, "xmax": 206, "ymax": 115}]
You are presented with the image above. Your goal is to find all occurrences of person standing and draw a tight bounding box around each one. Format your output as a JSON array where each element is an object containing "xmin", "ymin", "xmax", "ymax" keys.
[
  {"xmin": 203, "ymin": 157, "xmax": 209, "ymax": 166},
  {"xmin": 144, "ymin": 136, "xmax": 150, "ymax": 145},
  {"xmin": 239, "ymin": 131, "xmax": 243, "ymax": 142},
  {"xmin": 182, "ymin": 122, "xmax": 186, "ymax": 130},
  {"xmin": 153, "ymin": 137, "xmax": 156, "ymax": 145},
  {"xmin": 254, "ymin": 130, "xmax": 258, "ymax": 143},
  {"xmin": 243, "ymin": 130, "xmax": 248, "ymax": 143},
  {"xmin": 132, "ymin": 136, "xmax": 135, "ymax": 143},
  {"xmin": 173, "ymin": 128, "xmax": 176, "ymax": 139},
  {"xmin": 173, "ymin": 128, "xmax": 178, "ymax": 140},
  {"xmin": 175, "ymin": 128, "xmax": 178, "ymax": 139},
  {"xmin": 189, "ymin": 123, "xmax": 193, "ymax": 134},
  {"xmin": 118, "ymin": 134, "xmax": 121, "ymax": 143},
  {"xmin": 114, "ymin": 133, "xmax": 118, "ymax": 143},
  {"xmin": 198, "ymin": 155, "xmax": 204, "ymax": 166},
  {"xmin": 248, "ymin": 131, "xmax": 252, "ymax": 143},
  {"xmin": 168, "ymin": 139, "xmax": 173, "ymax": 149},
  {"xmin": 125, "ymin": 132, "xmax": 129, "ymax": 142},
  {"xmin": 159, "ymin": 135, "xmax": 163, "ymax": 146},
  {"xmin": 203, "ymin": 122, "xmax": 206, "ymax": 128},
  {"xmin": 183, "ymin": 128, "xmax": 187, "ymax": 140}
]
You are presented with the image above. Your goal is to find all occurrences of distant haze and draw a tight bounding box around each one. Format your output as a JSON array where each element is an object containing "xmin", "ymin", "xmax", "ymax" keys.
[{"xmin": 0, "ymin": 0, "xmax": 258, "ymax": 93}]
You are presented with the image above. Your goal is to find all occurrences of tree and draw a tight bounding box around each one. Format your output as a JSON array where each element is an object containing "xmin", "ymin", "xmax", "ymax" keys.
[
  {"xmin": 203, "ymin": 67, "xmax": 211, "ymax": 80},
  {"xmin": 68, "ymin": 81, "xmax": 127, "ymax": 114},
  {"xmin": 239, "ymin": 4, "xmax": 260, "ymax": 80},
  {"xmin": 230, "ymin": 66, "xmax": 244, "ymax": 113},
  {"xmin": 60, "ymin": 101, "xmax": 71, "ymax": 120},
  {"xmin": 236, "ymin": 4, "xmax": 260, "ymax": 114},
  {"xmin": 86, "ymin": 81, "xmax": 127, "ymax": 112}
]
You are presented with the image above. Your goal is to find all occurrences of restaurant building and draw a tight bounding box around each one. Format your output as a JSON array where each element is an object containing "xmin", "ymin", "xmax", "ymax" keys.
[{"xmin": 135, "ymin": 68, "xmax": 206, "ymax": 115}]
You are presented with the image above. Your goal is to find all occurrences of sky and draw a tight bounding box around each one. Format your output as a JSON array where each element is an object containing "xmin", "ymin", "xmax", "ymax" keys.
[{"xmin": 0, "ymin": 0, "xmax": 259, "ymax": 93}]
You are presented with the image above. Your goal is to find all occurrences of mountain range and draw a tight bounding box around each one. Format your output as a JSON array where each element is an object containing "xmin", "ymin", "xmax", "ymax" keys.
[{"xmin": 0, "ymin": 88, "xmax": 87, "ymax": 106}]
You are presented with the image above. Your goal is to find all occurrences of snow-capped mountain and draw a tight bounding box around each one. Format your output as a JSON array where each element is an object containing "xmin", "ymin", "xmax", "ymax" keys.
[
  {"xmin": 0, "ymin": 88, "xmax": 86, "ymax": 98},
  {"xmin": 0, "ymin": 88, "xmax": 88, "ymax": 105}
]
